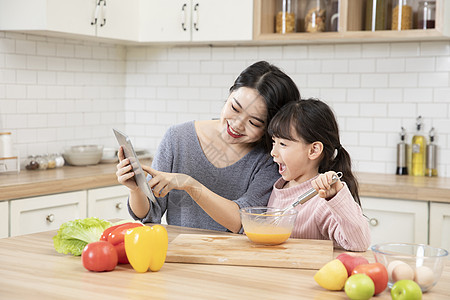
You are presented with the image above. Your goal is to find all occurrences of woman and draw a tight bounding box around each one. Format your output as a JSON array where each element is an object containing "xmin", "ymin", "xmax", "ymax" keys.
[{"xmin": 116, "ymin": 61, "xmax": 300, "ymax": 233}]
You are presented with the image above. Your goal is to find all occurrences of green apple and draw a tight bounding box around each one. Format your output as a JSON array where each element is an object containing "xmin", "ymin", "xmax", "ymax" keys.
[
  {"xmin": 391, "ymin": 280, "xmax": 423, "ymax": 300},
  {"xmin": 344, "ymin": 274, "xmax": 375, "ymax": 300}
]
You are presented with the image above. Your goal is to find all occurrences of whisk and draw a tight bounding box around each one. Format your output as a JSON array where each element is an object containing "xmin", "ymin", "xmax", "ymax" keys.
[{"xmin": 262, "ymin": 172, "xmax": 343, "ymax": 225}]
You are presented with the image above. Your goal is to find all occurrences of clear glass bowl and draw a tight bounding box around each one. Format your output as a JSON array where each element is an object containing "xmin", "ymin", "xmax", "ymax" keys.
[
  {"xmin": 371, "ymin": 243, "xmax": 448, "ymax": 292},
  {"xmin": 239, "ymin": 206, "xmax": 298, "ymax": 245}
]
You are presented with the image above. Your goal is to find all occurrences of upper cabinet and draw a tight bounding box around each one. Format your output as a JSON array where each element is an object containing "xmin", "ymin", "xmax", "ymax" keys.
[
  {"xmin": 254, "ymin": 0, "xmax": 450, "ymax": 44},
  {"xmin": 1, "ymin": 0, "xmax": 449, "ymax": 44},
  {"xmin": 95, "ymin": 0, "xmax": 140, "ymax": 41},
  {"xmin": 0, "ymin": 0, "xmax": 139, "ymax": 42},
  {"xmin": 139, "ymin": 0, "xmax": 253, "ymax": 43}
]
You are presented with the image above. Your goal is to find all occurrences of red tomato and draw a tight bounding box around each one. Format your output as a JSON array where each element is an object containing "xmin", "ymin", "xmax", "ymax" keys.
[
  {"xmin": 81, "ymin": 241, "xmax": 118, "ymax": 272},
  {"xmin": 108, "ymin": 223, "xmax": 143, "ymax": 264},
  {"xmin": 352, "ymin": 263, "xmax": 388, "ymax": 295}
]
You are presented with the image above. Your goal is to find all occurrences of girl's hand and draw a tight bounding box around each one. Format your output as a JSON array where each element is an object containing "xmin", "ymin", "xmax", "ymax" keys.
[
  {"xmin": 143, "ymin": 166, "xmax": 201, "ymax": 198},
  {"xmin": 311, "ymin": 171, "xmax": 344, "ymax": 200}
]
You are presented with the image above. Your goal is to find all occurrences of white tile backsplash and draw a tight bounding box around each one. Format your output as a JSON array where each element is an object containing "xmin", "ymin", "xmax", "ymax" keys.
[{"xmin": 1, "ymin": 32, "xmax": 449, "ymax": 177}]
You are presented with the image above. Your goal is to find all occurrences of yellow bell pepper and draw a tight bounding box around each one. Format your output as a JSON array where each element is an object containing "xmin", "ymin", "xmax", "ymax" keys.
[{"xmin": 124, "ymin": 225, "xmax": 168, "ymax": 273}]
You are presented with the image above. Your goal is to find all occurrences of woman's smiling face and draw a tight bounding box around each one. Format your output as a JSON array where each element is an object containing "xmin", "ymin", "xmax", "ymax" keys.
[{"xmin": 220, "ymin": 87, "xmax": 267, "ymax": 145}]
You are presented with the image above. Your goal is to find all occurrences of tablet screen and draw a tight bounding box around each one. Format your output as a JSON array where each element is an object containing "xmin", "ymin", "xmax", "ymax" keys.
[{"xmin": 113, "ymin": 128, "xmax": 156, "ymax": 203}]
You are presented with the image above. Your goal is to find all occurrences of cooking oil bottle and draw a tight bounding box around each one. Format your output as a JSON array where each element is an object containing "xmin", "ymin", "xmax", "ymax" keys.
[
  {"xmin": 411, "ymin": 116, "xmax": 426, "ymax": 176},
  {"xmin": 425, "ymin": 127, "xmax": 437, "ymax": 177},
  {"xmin": 396, "ymin": 127, "xmax": 408, "ymax": 175}
]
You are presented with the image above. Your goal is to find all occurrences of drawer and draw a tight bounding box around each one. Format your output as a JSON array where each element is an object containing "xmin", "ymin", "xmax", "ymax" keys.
[
  {"xmin": 87, "ymin": 185, "xmax": 130, "ymax": 220},
  {"xmin": 0, "ymin": 201, "xmax": 8, "ymax": 238},
  {"xmin": 10, "ymin": 191, "xmax": 87, "ymax": 237}
]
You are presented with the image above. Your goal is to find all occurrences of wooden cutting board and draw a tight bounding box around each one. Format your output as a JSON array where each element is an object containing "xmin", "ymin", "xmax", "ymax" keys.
[{"xmin": 166, "ymin": 234, "xmax": 333, "ymax": 270}]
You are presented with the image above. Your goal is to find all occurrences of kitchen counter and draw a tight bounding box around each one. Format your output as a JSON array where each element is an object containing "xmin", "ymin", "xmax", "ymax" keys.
[
  {"xmin": 1, "ymin": 163, "xmax": 450, "ymax": 203},
  {"xmin": 0, "ymin": 224, "xmax": 448, "ymax": 299}
]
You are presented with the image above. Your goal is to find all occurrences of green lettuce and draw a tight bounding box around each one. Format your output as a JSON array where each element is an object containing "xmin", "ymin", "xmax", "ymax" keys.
[{"xmin": 53, "ymin": 217, "xmax": 112, "ymax": 256}]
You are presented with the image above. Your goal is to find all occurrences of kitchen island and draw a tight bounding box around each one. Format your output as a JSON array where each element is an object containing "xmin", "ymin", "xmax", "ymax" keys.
[{"xmin": 0, "ymin": 225, "xmax": 449, "ymax": 299}]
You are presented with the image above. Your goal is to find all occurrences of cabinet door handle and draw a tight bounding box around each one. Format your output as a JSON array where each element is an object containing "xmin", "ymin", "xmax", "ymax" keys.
[
  {"xmin": 116, "ymin": 202, "xmax": 123, "ymax": 209},
  {"xmin": 100, "ymin": 0, "xmax": 107, "ymax": 27},
  {"xmin": 193, "ymin": 3, "xmax": 199, "ymax": 31},
  {"xmin": 46, "ymin": 214, "xmax": 55, "ymax": 223},
  {"xmin": 369, "ymin": 218, "xmax": 379, "ymax": 227},
  {"xmin": 181, "ymin": 3, "xmax": 187, "ymax": 31},
  {"xmin": 91, "ymin": 0, "xmax": 102, "ymax": 25}
]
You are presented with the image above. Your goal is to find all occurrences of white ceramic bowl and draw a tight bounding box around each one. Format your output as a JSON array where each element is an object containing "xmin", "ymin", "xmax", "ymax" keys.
[
  {"xmin": 371, "ymin": 243, "xmax": 448, "ymax": 292},
  {"xmin": 63, "ymin": 145, "xmax": 104, "ymax": 166},
  {"xmin": 101, "ymin": 147, "xmax": 118, "ymax": 163}
]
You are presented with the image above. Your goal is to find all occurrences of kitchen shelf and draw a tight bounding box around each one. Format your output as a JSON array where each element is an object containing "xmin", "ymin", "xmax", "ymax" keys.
[{"xmin": 253, "ymin": 0, "xmax": 450, "ymax": 44}]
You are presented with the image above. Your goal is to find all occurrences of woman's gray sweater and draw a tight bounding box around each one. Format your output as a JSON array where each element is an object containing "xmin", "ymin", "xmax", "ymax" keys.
[{"xmin": 128, "ymin": 121, "xmax": 280, "ymax": 232}]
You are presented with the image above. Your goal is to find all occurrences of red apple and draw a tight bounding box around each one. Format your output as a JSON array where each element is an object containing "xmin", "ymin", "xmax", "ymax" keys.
[
  {"xmin": 336, "ymin": 253, "xmax": 369, "ymax": 277},
  {"xmin": 352, "ymin": 263, "xmax": 389, "ymax": 295}
]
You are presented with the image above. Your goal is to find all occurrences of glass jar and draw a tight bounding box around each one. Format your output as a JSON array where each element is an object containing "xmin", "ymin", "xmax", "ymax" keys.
[
  {"xmin": 326, "ymin": 0, "xmax": 339, "ymax": 32},
  {"xmin": 54, "ymin": 153, "xmax": 65, "ymax": 168},
  {"xmin": 36, "ymin": 155, "xmax": 48, "ymax": 170},
  {"xmin": 392, "ymin": 0, "xmax": 413, "ymax": 30},
  {"xmin": 304, "ymin": 0, "xmax": 326, "ymax": 33},
  {"xmin": 46, "ymin": 154, "xmax": 56, "ymax": 169},
  {"xmin": 365, "ymin": 0, "xmax": 389, "ymax": 31},
  {"xmin": 25, "ymin": 155, "xmax": 39, "ymax": 170},
  {"xmin": 275, "ymin": 0, "xmax": 297, "ymax": 33},
  {"xmin": 417, "ymin": 1, "xmax": 435, "ymax": 29}
]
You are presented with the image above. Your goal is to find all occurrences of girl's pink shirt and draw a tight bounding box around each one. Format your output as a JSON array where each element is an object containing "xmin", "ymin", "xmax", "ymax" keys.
[{"xmin": 268, "ymin": 177, "xmax": 371, "ymax": 251}]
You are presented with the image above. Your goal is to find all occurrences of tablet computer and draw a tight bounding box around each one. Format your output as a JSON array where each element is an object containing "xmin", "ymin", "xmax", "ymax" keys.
[{"xmin": 113, "ymin": 128, "xmax": 156, "ymax": 203}]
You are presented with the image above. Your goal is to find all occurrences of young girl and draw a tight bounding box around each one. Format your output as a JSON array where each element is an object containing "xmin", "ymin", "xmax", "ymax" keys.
[{"xmin": 267, "ymin": 98, "xmax": 370, "ymax": 251}]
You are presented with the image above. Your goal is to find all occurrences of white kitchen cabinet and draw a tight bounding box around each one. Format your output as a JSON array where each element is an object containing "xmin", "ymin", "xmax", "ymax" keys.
[
  {"xmin": 0, "ymin": 0, "xmax": 139, "ymax": 41},
  {"xmin": 87, "ymin": 185, "xmax": 131, "ymax": 220},
  {"xmin": 139, "ymin": 0, "xmax": 253, "ymax": 42},
  {"xmin": 10, "ymin": 191, "xmax": 87, "ymax": 237},
  {"xmin": 0, "ymin": 201, "xmax": 8, "ymax": 238},
  {"xmin": 95, "ymin": 0, "xmax": 139, "ymax": 41},
  {"xmin": 361, "ymin": 197, "xmax": 428, "ymax": 246},
  {"xmin": 429, "ymin": 202, "xmax": 450, "ymax": 251}
]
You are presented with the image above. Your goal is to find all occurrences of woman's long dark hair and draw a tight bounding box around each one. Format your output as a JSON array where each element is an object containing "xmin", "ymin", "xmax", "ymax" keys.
[
  {"xmin": 268, "ymin": 98, "xmax": 361, "ymax": 206},
  {"xmin": 229, "ymin": 61, "xmax": 300, "ymax": 152}
]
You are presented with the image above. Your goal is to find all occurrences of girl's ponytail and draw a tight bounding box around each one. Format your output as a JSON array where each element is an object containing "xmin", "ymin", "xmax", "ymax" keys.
[{"xmin": 328, "ymin": 146, "xmax": 360, "ymax": 207}]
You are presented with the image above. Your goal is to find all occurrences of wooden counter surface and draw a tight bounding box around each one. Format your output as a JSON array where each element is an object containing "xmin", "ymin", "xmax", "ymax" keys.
[
  {"xmin": 0, "ymin": 163, "xmax": 119, "ymax": 201},
  {"xmin": 0, "ymin": 225, "xmax": 448, "ymax": 299},
  {"xmin": 1, "ymin": 163, "xmax": 450, "ymax": 203}
]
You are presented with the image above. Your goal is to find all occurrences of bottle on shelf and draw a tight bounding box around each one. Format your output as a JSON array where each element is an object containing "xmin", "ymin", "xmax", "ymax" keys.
[
  {"xmin": 304, "ymin": 0, "xmax": 326, "ymax": 33},
  {"xmin": 366, "ymin": 0, "xmax": 389, "ymax": 31},
  {"xmin": 396, "ymin": 127, "xmax": 408, "ymax": 175},
  {"xmin": 417, "ymin": 1, "xmax": 436, "ymax": 29},
  {"xmin": 326, "ymin": 0, "xmax": 339, "ymax": 32},
  {"xmin": 425, "ymin": 127, "xmax": 438, "ymax": 177},
  {"xmin": 392, "ymin": 0, "xmax": 413, "ymax": 30},
  {"xmin": 411, "ymin": 116, "xmax": 426, "ymax": 176},
  {"xmin": 275, "ymin": 0, "xmax": 297, "ymax": 34}
]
